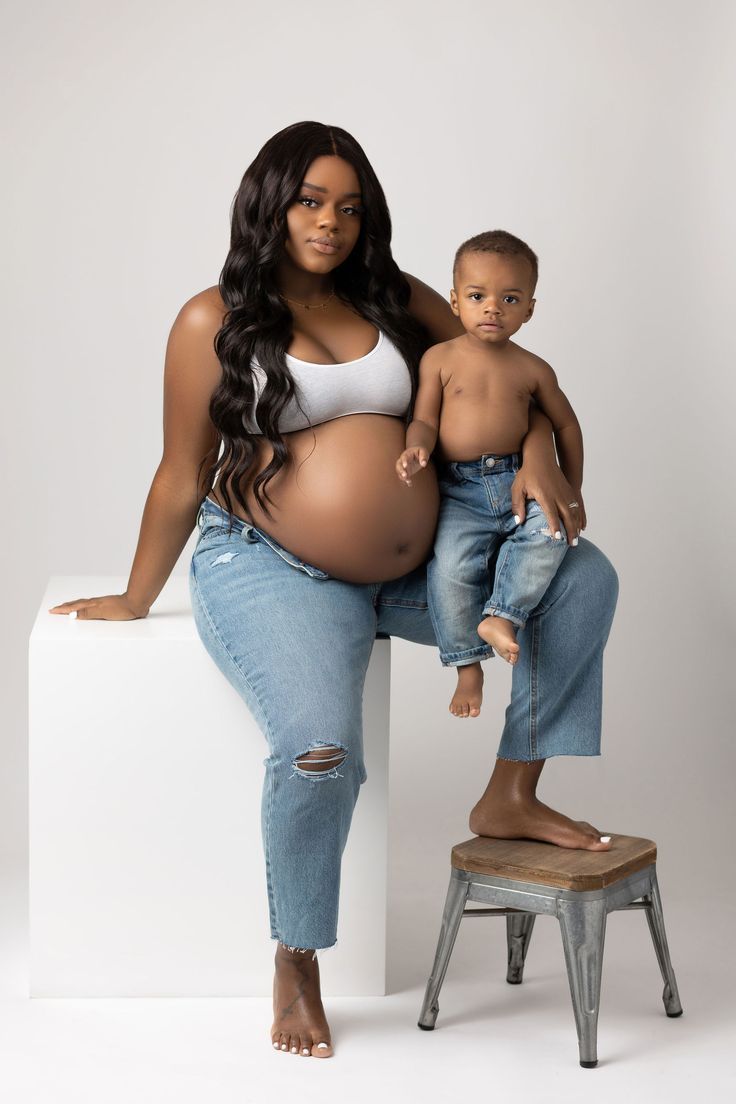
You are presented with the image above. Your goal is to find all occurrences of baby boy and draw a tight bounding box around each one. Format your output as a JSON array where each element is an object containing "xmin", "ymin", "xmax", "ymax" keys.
[{"xmin": 396, "ymin": 230, "xmax": 586, "ymax": 717}]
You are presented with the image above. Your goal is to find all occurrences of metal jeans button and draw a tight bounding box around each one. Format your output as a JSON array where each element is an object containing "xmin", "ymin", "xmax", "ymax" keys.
[{"xmin": 485, "ymin": 457, "xmax": 496, "ymax": 468}]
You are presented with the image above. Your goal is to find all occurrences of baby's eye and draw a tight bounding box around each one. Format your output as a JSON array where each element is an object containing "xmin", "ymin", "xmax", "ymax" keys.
[
  {"xmin": 469, "ymin": 293, "xmax": 483, "ymax": 301},
  {"xmin": 503, "ymin": 295, "xmax": 519, "ymax": 304}
]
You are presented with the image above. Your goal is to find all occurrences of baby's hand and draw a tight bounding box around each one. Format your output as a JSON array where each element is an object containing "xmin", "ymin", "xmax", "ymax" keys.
[{"xmin": 396, "ymin": 447, "xmax": 429, "ymax": 486}]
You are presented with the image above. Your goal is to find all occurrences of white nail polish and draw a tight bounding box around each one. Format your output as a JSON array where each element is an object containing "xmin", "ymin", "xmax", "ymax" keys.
[
  {"xmin": 554, "ymin": 531, "xmax": 562, "ymax": 540},
  {"xmin": 273, "ymin": 1042, "xmax": 279, "ymax": 1049},
  {"xmin": 70, "ymin": 610, "xmax": 78, "ymax": 619},
  {"xmin": 572, "ymin": 537, "xmax": 579, "ymax": 546},
  {"xmin": 281, "ymin": 1043, "xmax": 287, "ymax": 1050},
  {"xmin": 600, "ymin": 835, "xmax": 611, "ymax": 843},
  {"xmin": 317, "ymin": 1041, "xmax": 329, "ymax": 1048},
  {"xmin": 302, "ymin": 1048, "xmax": 310, "ymax": 1054},
  {"xmin": 513, "ymin": 514, "xmax": 521, "ymax": 524},
  {"xmin": 291, "ymin": 1047, "xmax": 298, "ymax": 1053}
]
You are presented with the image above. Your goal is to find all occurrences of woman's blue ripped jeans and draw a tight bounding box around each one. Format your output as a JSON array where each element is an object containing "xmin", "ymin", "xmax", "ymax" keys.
[{"xmin": 189, "ymin": 494, "xmax": 618, "ymax": 953}]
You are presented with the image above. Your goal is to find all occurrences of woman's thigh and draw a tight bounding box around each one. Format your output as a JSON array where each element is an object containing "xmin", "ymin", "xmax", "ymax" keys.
[
  {"xmin": 189, "ymin": 527, "xmax": 378, "ymax": 769},
  {"xmin": 376, "ymin": 536, "xmax": 618, "ymax": 655}
]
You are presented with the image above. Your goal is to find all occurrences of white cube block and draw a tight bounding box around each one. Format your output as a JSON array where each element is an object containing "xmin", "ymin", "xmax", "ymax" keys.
[{"xmin": 29, "ymin": 576, "xmax": 390, "ymax": 997}]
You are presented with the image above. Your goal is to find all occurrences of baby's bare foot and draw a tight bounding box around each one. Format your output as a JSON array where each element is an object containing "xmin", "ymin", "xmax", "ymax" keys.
[
  {"xmin": 477, "ymin": 615, "xmax": 520, "ymax": 665},
  {"xmin": 271, "ymin": 944, "xmax": 333, "ymax": 1058},
  {"xmin": 450, "ymin": 662, "xmax": 483, "ymax": 718}
]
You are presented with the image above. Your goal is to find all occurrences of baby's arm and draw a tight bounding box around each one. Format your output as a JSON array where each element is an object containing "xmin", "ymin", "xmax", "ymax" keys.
[
  {"xmin": 530, "ymin": 359, "xmax": 586, "ymax": 526},
  {"xmin": 396, "ymin": 345, "xmax": 444, "ymax": 486}
]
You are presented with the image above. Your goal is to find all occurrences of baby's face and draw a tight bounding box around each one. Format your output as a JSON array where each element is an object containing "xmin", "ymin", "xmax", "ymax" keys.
[{"xmin": 450, "ymin": 253, "xmax": 536, "ymax": 344}]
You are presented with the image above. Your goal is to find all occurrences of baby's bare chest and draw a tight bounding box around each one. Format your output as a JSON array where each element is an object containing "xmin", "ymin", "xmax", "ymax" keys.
[{"xmin": 441, "ymin": 363, "xmax": 533, "ymax": 413}]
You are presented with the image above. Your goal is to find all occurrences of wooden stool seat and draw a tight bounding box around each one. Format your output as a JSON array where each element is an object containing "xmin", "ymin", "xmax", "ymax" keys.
[
  {"xmin": 419, "ymin": 833, "xmax": 683, "ymax": 1067},
  {"xmin": 451, "ymin": 834, "xmax": 657, "ymax": 891}
]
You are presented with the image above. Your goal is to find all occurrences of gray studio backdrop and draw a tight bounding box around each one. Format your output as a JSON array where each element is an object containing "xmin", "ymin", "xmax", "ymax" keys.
[{"xmin": 3, "ymin": 0, "xmax": 734, "ymax": 986}]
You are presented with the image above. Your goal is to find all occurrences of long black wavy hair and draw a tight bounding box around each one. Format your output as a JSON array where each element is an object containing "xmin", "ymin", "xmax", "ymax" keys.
[{"xmin": 197, "ymin": 120, "xmax": 433, "ymax": 527}]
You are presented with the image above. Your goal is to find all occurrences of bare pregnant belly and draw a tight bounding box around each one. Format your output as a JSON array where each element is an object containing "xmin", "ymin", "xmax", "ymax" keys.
[{"xmin": 211, "ymin": 414, "xmax": 440, "ymax": 584}]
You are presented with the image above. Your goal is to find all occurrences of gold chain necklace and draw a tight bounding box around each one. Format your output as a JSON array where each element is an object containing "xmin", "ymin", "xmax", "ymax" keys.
[{"xmin": 281, "ymin": 289, "xmax": 336, "ymax": 311}]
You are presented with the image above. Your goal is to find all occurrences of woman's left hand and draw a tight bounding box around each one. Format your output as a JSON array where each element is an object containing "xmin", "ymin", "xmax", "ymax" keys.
[{"xmin": 511, "ymin": 462, "xmax": 586, "ymax": 547}]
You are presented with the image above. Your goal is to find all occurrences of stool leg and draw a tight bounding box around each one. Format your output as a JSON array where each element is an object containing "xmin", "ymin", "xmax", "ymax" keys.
[
  {"xmin": 557, "ymin": 897, "xmax": 607, "ymax": 1068},
  {"xmin": 506, "ymin": 912, "xmax": 536, "ymax": 984},
  {"xmin": 644, "ymin": 869, "xmax": 683, "ymax": 1017},
  {"xmin": 417, "ymin": 872, "xmax": 469, "ymax": 1030}
]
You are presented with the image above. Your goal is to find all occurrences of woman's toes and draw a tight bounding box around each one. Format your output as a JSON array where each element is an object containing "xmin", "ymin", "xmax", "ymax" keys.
[
  {"xmin": 312, "ymin": 1040, "xmax": 333, "ymax": 1058},
  {"xmin": 290, "ymin": 1035, "xmax": 300, "ymax": 1054},
  {"xmin": 300, "ymin": 1040, "xmax": 312, "ymax": 1057},
  {"xmin": 279, "ymin": 1034, "xmax": 289, "ymax": 1051},
  {"xmin": 272, "ymin": 1034, "xmax": 280, "ymax": 1050}
]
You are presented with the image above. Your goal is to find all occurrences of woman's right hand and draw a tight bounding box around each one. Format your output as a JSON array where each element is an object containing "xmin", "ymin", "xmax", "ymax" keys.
[{"xmin": 48, "ymin": 592, "xmax": 149, "ymax": 620}]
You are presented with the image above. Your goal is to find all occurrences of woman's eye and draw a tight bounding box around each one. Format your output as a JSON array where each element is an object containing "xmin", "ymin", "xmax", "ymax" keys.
[
  {"xmin": 343, "ymin": 206, "xmax": 362, "ymax": 216},
  {"xmin": 299, "ymin": 196, "xmax": 318, "ymax": 207}
]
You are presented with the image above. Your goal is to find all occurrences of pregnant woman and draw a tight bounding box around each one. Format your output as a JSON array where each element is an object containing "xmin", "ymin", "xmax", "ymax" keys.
[{"xmin": 49, "ymin": 121, "xmax": 618, "ymax": 1060}]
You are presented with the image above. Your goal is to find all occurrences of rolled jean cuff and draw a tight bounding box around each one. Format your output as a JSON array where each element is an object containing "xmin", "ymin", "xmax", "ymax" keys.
[
  {"xmin": 439, "ymin": 643, "xmax": 494, "ymax": 667},
  {"xmin": 480, "ymin": 601, "xmax": 529, "ymax": 630}
]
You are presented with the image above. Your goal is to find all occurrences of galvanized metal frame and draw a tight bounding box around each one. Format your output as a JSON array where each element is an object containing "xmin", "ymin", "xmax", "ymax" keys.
[{"xmin": 417, "ymin": 862, "xmax": 682, "ymax": 1067}]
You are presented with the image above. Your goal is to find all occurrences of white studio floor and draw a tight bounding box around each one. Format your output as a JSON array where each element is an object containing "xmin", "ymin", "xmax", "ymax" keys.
[{"xmin": 1, "ymin": 865, "xmax": 734, "ymax": 1104}]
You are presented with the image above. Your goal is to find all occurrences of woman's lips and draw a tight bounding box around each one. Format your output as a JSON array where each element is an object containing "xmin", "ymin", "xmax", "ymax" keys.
[{"xmin": 309, "ymin": 240, "xmax": 340, "ymax": 254}]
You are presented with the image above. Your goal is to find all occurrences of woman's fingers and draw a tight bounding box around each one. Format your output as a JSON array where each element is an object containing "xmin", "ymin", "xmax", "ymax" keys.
[
  {"xmin": 48, "ymin": 599, "xmax": 90, "ymax": 614},
  {"xmin": 559, "ymin": 501, "xmax": 585, "ymax": 546},
  {"xmin": 536, "ymin": 495, "xmax": 564, "ymax": 542},
  {"xmin": 47, "ymin": 594, "xmax": 143, "ymax": 620}
]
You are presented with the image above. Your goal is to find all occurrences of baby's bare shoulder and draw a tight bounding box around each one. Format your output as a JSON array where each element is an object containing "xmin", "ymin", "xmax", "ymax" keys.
[
  {"xmin": 422, "ymin": 335, "xmax": 465, "ymax": 361},
  {"xmin": 507, "ymin": 340, "xmax": 555, "ymax": 381}
]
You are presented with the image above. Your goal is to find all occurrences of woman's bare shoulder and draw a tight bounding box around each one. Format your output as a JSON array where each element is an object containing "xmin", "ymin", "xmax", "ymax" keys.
[
  {"xmin": 174, "ymin": 284, "xmax": 228, "ymax": 335},
  {"xmin": 400, "ymin": 271, "xmax": 464, "ymax": 343}
]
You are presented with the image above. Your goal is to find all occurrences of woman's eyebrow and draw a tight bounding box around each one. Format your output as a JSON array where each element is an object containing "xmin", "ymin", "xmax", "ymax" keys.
[{"xmin": 302, "ymin": 181, "xmax": 362, "ymax": 199}]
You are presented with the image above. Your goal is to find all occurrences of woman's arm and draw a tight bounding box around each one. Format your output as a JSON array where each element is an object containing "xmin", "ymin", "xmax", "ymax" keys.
[
  {"xmin": 401, "ymin": 271, "xmax": 465, "ymax": 343},
  {"xmin": 49, "ymin": 291, "xmax": 224, "ymax": 619},
  {"xmin": 512, "ymin": 406, "xmax": 583, "ymax": 547}
]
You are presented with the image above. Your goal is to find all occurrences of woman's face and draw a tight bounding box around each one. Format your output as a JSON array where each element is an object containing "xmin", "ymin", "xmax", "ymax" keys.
[{"xmin": 283, "ymin": 155, "xmax": 363, "ymax": 275}]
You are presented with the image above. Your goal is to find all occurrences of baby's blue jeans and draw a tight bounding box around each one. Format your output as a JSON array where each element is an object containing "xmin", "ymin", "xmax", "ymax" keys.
[
  {"xmin": 189, "ymin": 492, "xmax": 618, "ymax": 952},
  {"xmin": 428, "ymin": 452, "xmax": 569, "ymax": 666}
]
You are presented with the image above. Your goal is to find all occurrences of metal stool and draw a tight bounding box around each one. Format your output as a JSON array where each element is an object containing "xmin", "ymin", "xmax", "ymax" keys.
[{"xmin": 418, "ymin": 834, "xmax": 683, "ymax": 1066}]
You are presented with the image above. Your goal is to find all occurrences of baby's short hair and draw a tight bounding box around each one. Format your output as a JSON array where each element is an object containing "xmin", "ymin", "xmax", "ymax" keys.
[{"xmin": 453, "ymin": 229, "xmax": 539, "ymax": 293}]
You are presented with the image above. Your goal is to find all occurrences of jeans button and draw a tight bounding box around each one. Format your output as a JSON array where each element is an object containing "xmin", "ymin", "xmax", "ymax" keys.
[{"xmin": 485, "ymin": 457, "xmax": 496, "ymax": 468}]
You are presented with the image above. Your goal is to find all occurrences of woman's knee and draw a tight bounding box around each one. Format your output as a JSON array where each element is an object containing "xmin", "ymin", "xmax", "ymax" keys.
[
  {"xmin": 292, "ymin": 744, "xmax": 347, "ymax": 778},
  {"xmin": 289, "ymin": 739, "xmax": 366, "ymax": 784},
  {"xmin": 579, "ymin": 538, "xmax": 619, "ymax": 615}
]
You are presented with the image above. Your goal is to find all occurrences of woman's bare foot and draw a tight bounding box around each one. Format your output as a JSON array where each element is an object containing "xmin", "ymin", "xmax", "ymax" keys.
[
  {"xmin": 477, "ymin": 615, "xmax": 520, "ymax": 664},
  {"xmin": 450, "ymin": 662, "xmax": 483, "ymax": 717},
  {"xmin": 271, "ymin": 944, "xmax": 334, "ymax": 1058},
  {"xmin": 468, "ymin": 756, "xmax": 613, "ymax": 851}
]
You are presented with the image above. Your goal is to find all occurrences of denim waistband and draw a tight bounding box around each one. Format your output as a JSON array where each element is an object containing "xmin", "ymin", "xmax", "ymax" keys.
[
  {"xmin": 196, "ymin": 493, "xmax": 249, "ymax": 534},
  {"xmin": 439, "ymin": 452, "xmax": 521, "ymax": 479},
  {"xmin": 196, "ymin": 494, "xmax": 330, "ymax": 579}
]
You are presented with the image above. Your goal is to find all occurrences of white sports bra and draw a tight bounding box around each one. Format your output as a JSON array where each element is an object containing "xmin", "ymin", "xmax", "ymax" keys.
[{"xmin": 243, "ymin": 328, "xmax": 412, "ymax": 434}]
